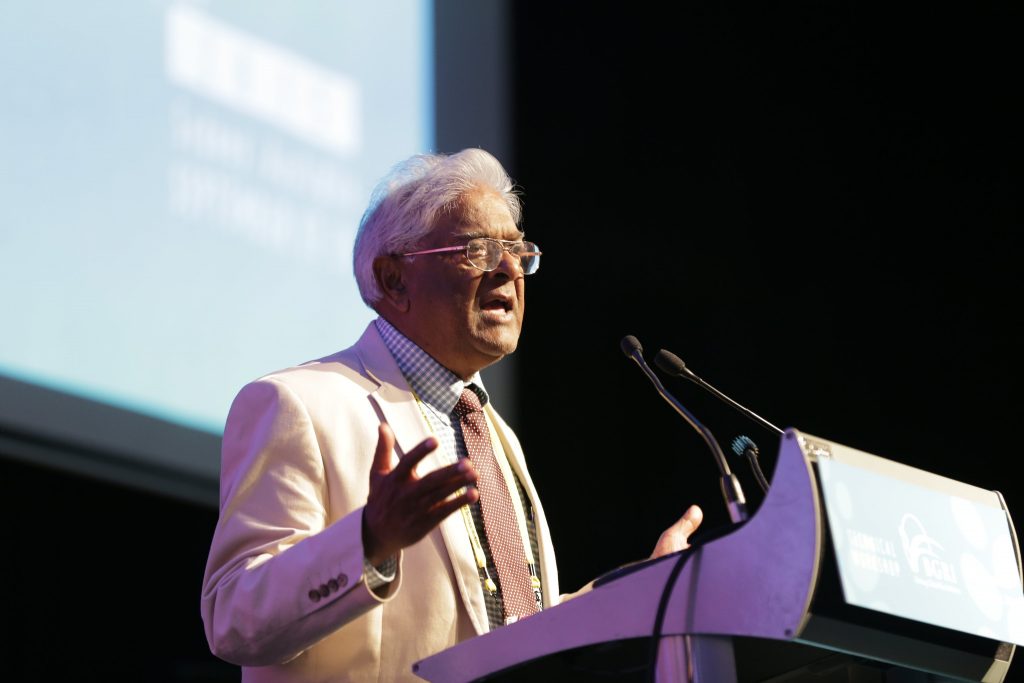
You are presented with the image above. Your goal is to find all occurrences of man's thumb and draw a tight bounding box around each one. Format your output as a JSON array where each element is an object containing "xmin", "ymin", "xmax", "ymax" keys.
[{"xmin": 371, "ymin": 423, "xmax": 397, "ymax": 475}]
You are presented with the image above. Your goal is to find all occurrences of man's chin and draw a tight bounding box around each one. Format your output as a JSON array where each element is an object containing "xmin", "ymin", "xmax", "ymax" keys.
[{"xmin": 471, "ymin": 334, "xmax": 519, "ymax": 364}]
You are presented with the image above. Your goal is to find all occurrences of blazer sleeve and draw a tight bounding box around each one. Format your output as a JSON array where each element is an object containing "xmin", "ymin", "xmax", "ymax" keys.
[{"xmin": 200, "ymin": 376, "xmax": 402, "ymax": 666}]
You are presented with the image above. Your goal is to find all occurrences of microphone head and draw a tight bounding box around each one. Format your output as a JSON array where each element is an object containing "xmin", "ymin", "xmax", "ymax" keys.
[
  {"xmin": 731, "ymin": 434, "xmax": 759, "ymax": 457},
  {"xmin": 620, "ymin": 335, "xmax": 643, "ymax": 358},
  {"xmin": 654, "ymin": 349, "xmax": 688, "ymax": 376}
]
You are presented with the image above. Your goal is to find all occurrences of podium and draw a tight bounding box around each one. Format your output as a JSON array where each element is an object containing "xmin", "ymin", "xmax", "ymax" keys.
[{"xmin": 413, "ymin": 428, "xmax": 1024, "ymax": 682}]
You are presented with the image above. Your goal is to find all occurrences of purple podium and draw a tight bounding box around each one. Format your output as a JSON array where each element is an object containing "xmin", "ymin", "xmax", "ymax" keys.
[{"xmin": 413, "ymin": 429, "xmax": 1022, "ymax": 683}]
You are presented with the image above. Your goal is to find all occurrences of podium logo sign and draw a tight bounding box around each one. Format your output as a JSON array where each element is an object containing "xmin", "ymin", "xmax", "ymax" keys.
[
  {"xmin": 898, "ymin": 513, "xmax": 959, "ymax": 592},
  {"xmin": 818, "ymin": 455, "xmax": 1024, "ymax": 646}
]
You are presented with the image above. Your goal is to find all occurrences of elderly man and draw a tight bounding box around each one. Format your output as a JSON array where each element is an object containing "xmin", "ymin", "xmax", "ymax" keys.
[{"xmin": 201, "ymin": 148, "xmax": 702, "ymax": 682}]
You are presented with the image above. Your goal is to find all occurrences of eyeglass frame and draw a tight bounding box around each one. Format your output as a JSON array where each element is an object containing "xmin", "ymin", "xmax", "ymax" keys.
[{"xmin": 399, "ymin": 236, "xmax": 542, "ymax": 273}]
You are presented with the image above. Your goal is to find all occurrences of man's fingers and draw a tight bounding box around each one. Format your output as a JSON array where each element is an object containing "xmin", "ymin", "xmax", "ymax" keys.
[
  {"xmin": 371, "ymin": 426, "xmax": 440, "ymax": 480},
  {"xmin": 650, "ymin": 504, "xmax": 704, "ymax": 559},
  {"xmin": 371, "ymin": 423, "xmax": 397, "ymax": 475},
  {"xmin": 389, "ymin": 489, "xmax": 479, "ymax": 555},
  {"xmin": 669, "ymin": 504, "xmax": 703, "ymax": 538},
  {"xmin": 415, "ymin": 460, "xmax": 477, "ymax": 500},
  {"xmin": 391, "ymin": 434, "xmax": 440, "ymax": 478},
  {"xmin": 682, "ymin": 504, "xmax": 703, "ymax": 533},
  {"xmin": 426, "ymin": 488, "xmax": 480, "ymax": 523}
]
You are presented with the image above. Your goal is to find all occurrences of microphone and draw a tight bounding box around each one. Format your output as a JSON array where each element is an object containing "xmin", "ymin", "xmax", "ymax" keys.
[
  {"xmin": 653, "ymin": 349, "xmax": 784, "ymax": 436},
  {"xmin": 620, "ymin": 335, "xmax": 748, "ymax": 524},
  {"xmin": 731, "ymin": 435, "xmax": 770, "ymax": 493}
]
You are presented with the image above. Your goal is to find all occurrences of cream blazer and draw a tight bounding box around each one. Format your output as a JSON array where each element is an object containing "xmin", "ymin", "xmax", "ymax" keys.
[{"xmin": 200, "ymin": 322, "xmax": 560, "ymax": 683}]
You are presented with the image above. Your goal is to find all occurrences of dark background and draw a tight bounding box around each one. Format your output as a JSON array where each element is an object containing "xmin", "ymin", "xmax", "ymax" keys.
[
  {"xmin": 514, "ymin": 2, "xmax": 1023, "ymax": 592},
  {"xmin": 2, "ymin": 3, "xmax": 1021, "ymax": 681}
]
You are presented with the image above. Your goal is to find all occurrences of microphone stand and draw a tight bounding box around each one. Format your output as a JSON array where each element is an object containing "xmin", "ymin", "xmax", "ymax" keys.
[
  {"xmin": 622, "ymin": 337, "xmax": 748, "ymax": 524},
  {"xmin": 621, "ymin": 336, "xmax": 749, "ymax": 683}
]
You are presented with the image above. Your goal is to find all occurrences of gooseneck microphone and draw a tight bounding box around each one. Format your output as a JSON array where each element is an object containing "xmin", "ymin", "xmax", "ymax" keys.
[
  {"xmin": 653, "ymin": 349, "xmax": 785, "ymax": 436},
  {"xmin": 620, "ymin": 335, "xmax": 748, "ymax": 524}
]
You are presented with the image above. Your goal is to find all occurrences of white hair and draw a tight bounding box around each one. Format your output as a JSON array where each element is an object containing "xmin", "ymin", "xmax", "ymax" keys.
[{"xmin": 352, "ymin": 148, "xmax": 522, "ymax": 306}]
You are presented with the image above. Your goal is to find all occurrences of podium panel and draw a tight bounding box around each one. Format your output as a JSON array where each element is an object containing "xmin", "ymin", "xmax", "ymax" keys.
[
  {"xmin": 812, "ymin": 436, "xmax": 1024, "ymax": 644},
  {"xmin": 413, "ymin": 429, "xmax": 1023, "ymax": 683}
]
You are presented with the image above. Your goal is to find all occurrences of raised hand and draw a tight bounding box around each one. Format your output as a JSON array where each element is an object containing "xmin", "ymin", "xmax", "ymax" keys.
[{"xmin": 362, "ymin": 423, "xmax": 479, "ymax": 565}]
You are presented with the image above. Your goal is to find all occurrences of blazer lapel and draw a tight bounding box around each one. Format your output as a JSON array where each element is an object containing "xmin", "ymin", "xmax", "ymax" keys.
[{"xmin": 353, "ymin": 323, "xmax": 490, "ymax": 635}]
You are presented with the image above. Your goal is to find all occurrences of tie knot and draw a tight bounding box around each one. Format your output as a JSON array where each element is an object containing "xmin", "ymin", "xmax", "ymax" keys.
[{"xmin": 454, "ymin": 387, "xmax": 483, "ymax": 417}]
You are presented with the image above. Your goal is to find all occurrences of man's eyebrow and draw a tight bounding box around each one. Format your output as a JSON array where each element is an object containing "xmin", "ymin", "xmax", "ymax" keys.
[{"xmin": 454, "ymin": 231, "xmax": 526, "ymax": 241}]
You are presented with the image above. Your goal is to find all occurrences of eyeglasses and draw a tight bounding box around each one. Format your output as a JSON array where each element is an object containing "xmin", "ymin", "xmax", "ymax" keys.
[{"xmin": 401, "ymin": 237, "xmax": 542, "ymax": 274}]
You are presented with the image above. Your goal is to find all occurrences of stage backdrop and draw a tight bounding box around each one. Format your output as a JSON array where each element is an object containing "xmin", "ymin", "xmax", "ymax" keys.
[{"xmin": 0, "ymin": 0, "xmax": 513, "ymax": 505}]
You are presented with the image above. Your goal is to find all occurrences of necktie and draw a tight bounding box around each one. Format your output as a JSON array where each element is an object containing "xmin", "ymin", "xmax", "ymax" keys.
[{"xmin": 454, "ymin": 387, "xmax": 539, "ymax": 621}]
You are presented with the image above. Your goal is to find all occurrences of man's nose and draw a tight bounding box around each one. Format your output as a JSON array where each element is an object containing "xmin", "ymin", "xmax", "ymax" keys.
[{"xmin": 491, "ymin": 247, "xmax": 521, "ymax": 278}]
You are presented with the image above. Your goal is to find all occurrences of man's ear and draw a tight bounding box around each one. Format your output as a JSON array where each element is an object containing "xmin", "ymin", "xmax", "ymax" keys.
[{"xmin": 373, "ymin": 256, "xmax": 409, "ymax": 311}]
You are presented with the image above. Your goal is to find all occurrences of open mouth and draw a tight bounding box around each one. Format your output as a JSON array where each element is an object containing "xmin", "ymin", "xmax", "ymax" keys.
[{"xmin": 481, "ymin": 296, "xmax": 513, "ymax": 314}]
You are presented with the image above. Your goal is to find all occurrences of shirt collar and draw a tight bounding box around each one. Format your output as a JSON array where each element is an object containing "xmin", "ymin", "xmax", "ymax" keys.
[{"xmin": 375, "ymin": 317, "xmax": 489, "ymax": 417}]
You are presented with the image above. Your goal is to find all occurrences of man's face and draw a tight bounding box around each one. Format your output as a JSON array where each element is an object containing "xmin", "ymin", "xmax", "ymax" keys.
[{"xmin": 397, "ymin": 188, "xmax": 526, "ymax": 379}]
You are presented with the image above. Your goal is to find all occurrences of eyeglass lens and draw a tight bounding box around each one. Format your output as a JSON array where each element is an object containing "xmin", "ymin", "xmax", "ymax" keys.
[{"xmin": 467, "ymin": 238, "xmax": 541, "ymax": 274}]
